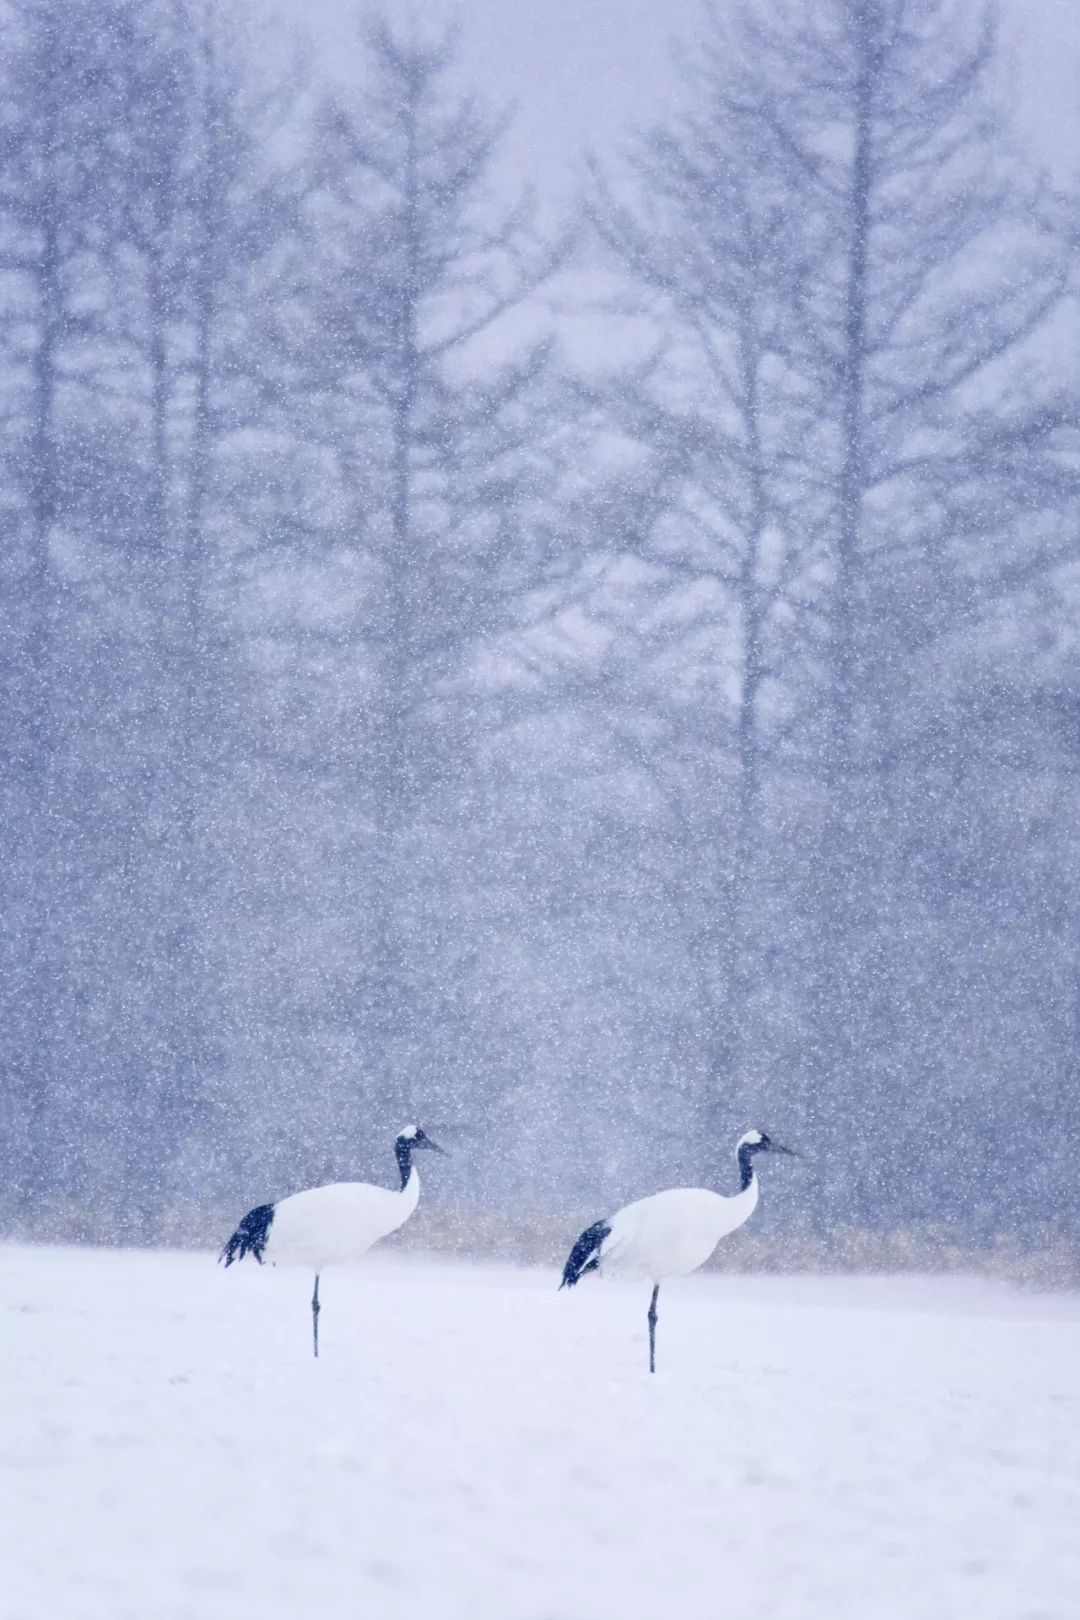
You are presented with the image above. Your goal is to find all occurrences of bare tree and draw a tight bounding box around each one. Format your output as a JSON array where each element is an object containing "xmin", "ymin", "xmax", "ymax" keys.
[
  {"xmin": 262, "ymin": 17, "xmax": 563, "ymax": 1131},
  {"xmin": 97, "ymin": 1, "xmax": 307, "ymax": 1207},
  {"xmin": 742, "ymin": 0, "xmax": 1064, "ymax": 1211},
  {"xmin": 580, "ymin": 0, "xmax": 1068, "ymax": 1215},
  {"xmin": 584, "ymin": 18, "xmax": 829, "ymax": 1149}
]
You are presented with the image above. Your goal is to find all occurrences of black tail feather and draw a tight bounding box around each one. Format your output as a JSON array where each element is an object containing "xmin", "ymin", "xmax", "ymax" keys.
[
  {"xmin": 220, "ymin": 1202, "xmax": 275, "ymax": 1267},
  {"xmin": 559, "ymin": 1219, "xmax": 611, "ymax": 1289}
]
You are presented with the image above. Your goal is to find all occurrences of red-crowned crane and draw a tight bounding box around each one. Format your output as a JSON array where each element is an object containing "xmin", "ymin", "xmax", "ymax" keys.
[
  {"xmin": 220, "ymin": 1125, "xmax": 446, "ymax": 1357},
  {"xmin": 559, "ymin": 1129, "xmax": 797, "ymax": 1372}
]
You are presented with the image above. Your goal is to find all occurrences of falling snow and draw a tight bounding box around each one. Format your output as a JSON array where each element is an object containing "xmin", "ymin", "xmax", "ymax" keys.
[{"xmin": 2, "ymin": 1, "xmax": 1079, "ymax": 1614}]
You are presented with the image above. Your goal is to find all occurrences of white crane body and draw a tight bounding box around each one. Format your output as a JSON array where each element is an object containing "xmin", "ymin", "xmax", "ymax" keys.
[
  {"xmin": 598, "ymin": 1181, "xmax": 759, "ymax": 1281},
  {"xmin": 260, "ymin": 1173, "xmax": 421, "ymax": 1271}
]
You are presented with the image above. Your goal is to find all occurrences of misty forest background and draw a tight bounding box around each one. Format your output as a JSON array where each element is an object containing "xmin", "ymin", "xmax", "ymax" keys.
[{"xmin": 2, "ymin": 0, "xmax": 1080, "ymax": 1262}]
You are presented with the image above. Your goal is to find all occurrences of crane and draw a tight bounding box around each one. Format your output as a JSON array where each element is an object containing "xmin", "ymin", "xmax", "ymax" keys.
[
  {"xmin": 559, "ymin": 1129, "xmax": 796, "ymax": 1372},
  {"xmin": 220, "ymin": 1124, "xmax": 446, "ymax": 1357}
]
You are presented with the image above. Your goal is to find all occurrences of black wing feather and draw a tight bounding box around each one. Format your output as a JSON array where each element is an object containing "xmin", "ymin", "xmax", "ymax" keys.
[
  {"xmin": 559, "ymin": 1218, "xmax": 611, "ymax": 1289},
  {"xmin": 220, "ymin": 1202, "xmax": 275, "ymax": 1267}
]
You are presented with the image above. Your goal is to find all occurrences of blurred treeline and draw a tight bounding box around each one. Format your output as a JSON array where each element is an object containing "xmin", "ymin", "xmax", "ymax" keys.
[{"xmin": 2, "ymin": 0, "xmax": 1079, "ymax": 1247}]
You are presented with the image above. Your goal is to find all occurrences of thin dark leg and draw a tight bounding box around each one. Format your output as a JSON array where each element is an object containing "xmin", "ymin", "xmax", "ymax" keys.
[
  {"xmin": 648, "ymin": 1283, "xmax": 659, "ymax": 1374},
  {"xmin": 312, "ymin": 1273, "xmax": 321, "ymax": 1359}
]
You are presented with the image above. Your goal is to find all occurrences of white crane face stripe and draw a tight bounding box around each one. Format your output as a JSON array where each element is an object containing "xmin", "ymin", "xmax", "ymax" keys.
[{"xmin": 397, "ymin": 1125, "xmax": 419, "ymax": 1140}]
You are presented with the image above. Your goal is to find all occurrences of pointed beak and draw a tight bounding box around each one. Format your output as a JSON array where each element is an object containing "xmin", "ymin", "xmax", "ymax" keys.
[
  {"xmin": 422, "ymin": 1136, "xmax": 448, "ymax": 1155},
  {"xmin": 770, "ymin": 1141, "xmax": 798, "ymax": 1157}
]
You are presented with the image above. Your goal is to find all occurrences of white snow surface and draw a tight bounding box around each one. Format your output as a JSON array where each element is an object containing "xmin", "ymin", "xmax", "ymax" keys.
[{"xmin": 4, "ymin": 1244, "xmax": 1080, "ymax": 1620}]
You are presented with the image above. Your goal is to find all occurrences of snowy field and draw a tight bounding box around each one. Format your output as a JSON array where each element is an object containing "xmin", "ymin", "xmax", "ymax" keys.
[{"xmin": 3, "ymin": 1244, "xmax": 1080, "ymax": 1620}]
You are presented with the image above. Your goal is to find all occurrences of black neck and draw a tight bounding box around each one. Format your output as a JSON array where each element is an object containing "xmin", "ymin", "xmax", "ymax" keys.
[
  {"xmin": 737, "ymin": 1142, "xmax": 756, "ymax": 1193},
  {"xmin": 395, "ymin": 1137, "xmax": 413, "ymax": 1190}
]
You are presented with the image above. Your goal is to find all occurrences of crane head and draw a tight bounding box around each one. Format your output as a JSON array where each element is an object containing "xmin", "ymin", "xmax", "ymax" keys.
[
  {"xmin": 739, "ymin": 1128, "xmax": 798, "ymax": 1158},
  {"xmin": 396, "ymin": 1124, "xmax": 448, "ymax": 1155}
]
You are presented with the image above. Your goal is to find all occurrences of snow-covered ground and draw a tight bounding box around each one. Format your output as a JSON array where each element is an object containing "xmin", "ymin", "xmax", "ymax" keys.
[{"xmin": 3, "ymin": 1244, "xmax": 1079, "ymax": 1620}]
